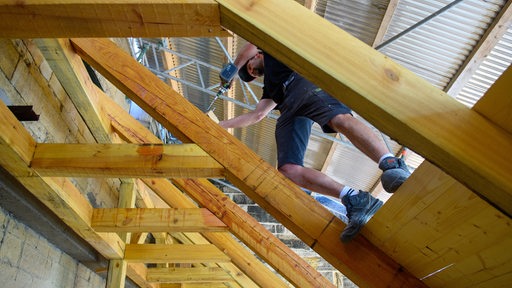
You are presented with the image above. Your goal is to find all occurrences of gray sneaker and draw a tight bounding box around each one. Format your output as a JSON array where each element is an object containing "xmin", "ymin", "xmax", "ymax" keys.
[
  {"xmin": 340, "ymin": 190, "xmax": 383, "ymax": 242},
  {"xmin": 379, "ymin": 157, "xmax": 411, "ymax": 193}
]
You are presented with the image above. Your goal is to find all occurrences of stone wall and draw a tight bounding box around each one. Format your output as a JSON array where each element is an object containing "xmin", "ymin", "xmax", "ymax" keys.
[
  {"xmin": 0, "ymin": 206, "xmax": 105, "ymax": 288},
  {"xmin": 0, "ymin": 38, "xmax": 121, "ymax": 288}
]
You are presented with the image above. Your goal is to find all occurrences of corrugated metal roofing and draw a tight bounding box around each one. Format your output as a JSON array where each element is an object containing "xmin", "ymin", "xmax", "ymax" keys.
[
  {"xmin": 456, "ymin": 25, "xmax": 512, "ymax": 107},
  {"xmin": 379, "ymin": 0, "xmax": 506, "ymax": 90}
]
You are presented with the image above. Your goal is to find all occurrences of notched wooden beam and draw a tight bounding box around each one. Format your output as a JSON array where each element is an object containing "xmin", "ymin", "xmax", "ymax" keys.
[
  {"xmin": 0, "ymin": 0, "xmax": 230, "ymax": 38},
  {"xmin": 91, "ymin": 208, "xmax": 228, "ymax": 232},
  {"xmin": 31, "ymin": 143, "xmax": 224, "ymax": 178},
  {"xmin": 124, "ymin": 244, "xmax": 230, "ymax": 263},
  {"xmin": 146, "ymin": 267, "xmax": 232, "ymax": 283}
]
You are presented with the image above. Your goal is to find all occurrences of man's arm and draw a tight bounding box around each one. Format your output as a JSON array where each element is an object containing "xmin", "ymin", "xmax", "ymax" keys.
[{"xmin": 219, "ymin": 99, "xmax": 277, "ymax": 128}]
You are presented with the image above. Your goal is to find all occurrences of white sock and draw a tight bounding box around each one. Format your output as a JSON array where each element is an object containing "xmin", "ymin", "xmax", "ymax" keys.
[
  {"xmin": 378, "ymin": 153, "xmax": 394, "ymax": 165},
  {"xmin": 339, "ymin": 186, "xmax": 358, "ymax": 199}
]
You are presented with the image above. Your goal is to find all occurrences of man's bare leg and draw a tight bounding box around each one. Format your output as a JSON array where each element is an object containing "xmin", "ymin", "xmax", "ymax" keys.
[
  {"xmin": 278, "ymin": 164, "xmax": 343, "ymax": 198},
  {"xmin": 328, "ymin": 114, "xmax": 389, "ymax": 163},
  {"xmin": 278, "ymin": 162, "xmax": 382, "ymax": 242},
  {"xmin": 329, "ymin": 113, "xmax": 410, "ymax": 193}
]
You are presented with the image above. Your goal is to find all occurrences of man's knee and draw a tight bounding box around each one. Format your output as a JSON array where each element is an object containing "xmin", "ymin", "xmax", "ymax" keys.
[
  {"xmin": 278, "ymin": 163, "xmax": 303, "ymax": 180},
  {"xmin": 329, "ymin": 113, "xmax": 355, "ymax": 131}
]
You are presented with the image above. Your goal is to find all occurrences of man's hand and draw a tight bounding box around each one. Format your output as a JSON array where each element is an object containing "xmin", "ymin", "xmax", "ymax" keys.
[{"xmin": 219, "ymin": 77, "xmax": 232, "ymax": 90}]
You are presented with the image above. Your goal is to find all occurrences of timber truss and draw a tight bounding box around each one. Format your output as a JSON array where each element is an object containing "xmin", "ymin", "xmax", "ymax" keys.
[{"xmin": 0, "ymin": 1, "xmax": 511, "ymax": 288}]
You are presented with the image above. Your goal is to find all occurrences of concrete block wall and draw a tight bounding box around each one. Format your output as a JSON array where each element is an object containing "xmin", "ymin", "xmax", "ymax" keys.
[{"xmin": 0, "ymin": 206, "xmax": 105, "ymax": 288}]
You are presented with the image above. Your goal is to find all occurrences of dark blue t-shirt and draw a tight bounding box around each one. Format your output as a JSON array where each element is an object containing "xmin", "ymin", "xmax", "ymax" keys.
[{"xmin": 261, "ymin": 52, "xmax": 294, "ymax": 105}]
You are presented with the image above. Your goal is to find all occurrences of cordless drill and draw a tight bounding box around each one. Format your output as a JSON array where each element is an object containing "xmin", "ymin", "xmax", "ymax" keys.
[
  {"xmin": 207, "ymin": 62, "xmax": 238, "ymax": 111},
  {"xmin": 218, "ymin": 62, "xmax": 238, "ymax": 94}
]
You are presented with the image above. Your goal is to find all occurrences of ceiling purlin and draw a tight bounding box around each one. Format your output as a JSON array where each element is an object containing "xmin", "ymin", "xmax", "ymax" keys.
[
  {"xmin": 372, "ymin": 0, "xmax": 400, "ymax": 47},
  {"xmin": 445, "ymin": 0, "xmax": 512, "ymax": 97}
]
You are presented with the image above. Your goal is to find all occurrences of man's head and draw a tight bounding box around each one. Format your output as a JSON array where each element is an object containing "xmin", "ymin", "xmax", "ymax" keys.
[{"xmin": 238, "ymin": 52, "xmax": 264, "ymax": 82}]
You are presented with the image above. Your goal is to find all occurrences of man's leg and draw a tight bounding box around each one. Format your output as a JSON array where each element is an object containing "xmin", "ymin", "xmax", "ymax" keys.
[
  {"xmin": 275, "ymin": 116, "xmax": 346, "ymax": 198},
  {"xmin": 328, "ymin": 113, "xmax": 410, "ymax": 193},
  {"xmin": 279, "ymin": 163, "xmax": 382, "ymax": 242},
  {"xmin": 295, "ymin": 86, "xmax": 410, "ymax": 193},
  {"xmin": 275, "ymin": 116, "xmax": 382, "ymax": 242},
  {"xmin": 328, "ymin": 114, "xmax": 387, "ymax": 163},
  {"xmin": 278, "ymin": 163, "xmax": 342, "ymax": 198}
]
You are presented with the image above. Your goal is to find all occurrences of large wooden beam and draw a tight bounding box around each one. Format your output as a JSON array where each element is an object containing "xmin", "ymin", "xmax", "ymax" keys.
[
  {"xmin": 216, "ymin": 0, "xmax": 512, "ymax": 217},
  {"xmin": 124, "ymin": 244, "xmax": 230, "ymax": 263},
  {"xmin": 34, "ymin": 38, "xmax": 112, "ymax": 143},
  {"xmin": 31, "ymin": 143, "xmax": 224, "ymax": 178},
  {"xmin": 0, "ymin": 0, "xmax": 229, "ymax": 38},
  {"xmin": 92, "ymin": 208, "xmax": 228, "ymax": 232},
  {"xmin": 126, "ymin": 263, "xmax": 156, "ymax": 288},
  {"xmin": 473, "ymin": 65, "xmax": 512, "ymax": 133},
  {"xmin": 366, "ymin": 65, "xmax": 512, "ymax": 287},
  {"xmin": 70, "ymin": 38, "xmax": 425, "ymax": 288},
  {"xmin": 366, "ymin": 161, "xmax": 512, "ymax": 287}
]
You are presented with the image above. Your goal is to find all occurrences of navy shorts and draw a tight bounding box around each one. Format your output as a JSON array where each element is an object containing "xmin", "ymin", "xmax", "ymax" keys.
[{"xmin": 275, "ymin": 73, "xmax": 352, "ymax": 168}]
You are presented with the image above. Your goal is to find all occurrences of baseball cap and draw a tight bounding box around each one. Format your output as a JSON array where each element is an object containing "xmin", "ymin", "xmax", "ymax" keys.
[{"xmin": 238, "ymin": 60, "xmax": 256, "ymax": 82}]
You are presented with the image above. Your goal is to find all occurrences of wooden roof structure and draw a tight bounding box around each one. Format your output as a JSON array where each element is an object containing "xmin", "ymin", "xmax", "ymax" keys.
[{"xmin": 0, "ymin": 1, "xmax": 511, "ymax": 287}]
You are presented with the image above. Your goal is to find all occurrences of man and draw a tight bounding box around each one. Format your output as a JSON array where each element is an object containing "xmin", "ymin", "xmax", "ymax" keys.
[{"xmin": 219, "ymin": 43, "xmax": 410, "ymax": 242}]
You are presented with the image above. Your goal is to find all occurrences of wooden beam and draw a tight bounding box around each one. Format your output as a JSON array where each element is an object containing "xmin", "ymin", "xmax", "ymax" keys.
[
  {"xmin": 473, "ymin": 65, "xmax": 512, "ymax": 133},
  {"xmin": 216, "ymin": 0, "xmax": 512, "ymax": 217},
  {"xmin": 106, "ymin": 181, "xmax": 136, "ymax": 288},
  {"xmin": 366, "ymin": 161, "xmax": 512, "ymax": 287},
  {"xmin": 124, "ymin": 244, "xmax": 230, "ymax": 263},
  {"xmin": 92, "ymin": 208, "xmax": 228, "ymax": 232},
  {"xmin": 0, "ymin": 100, "xmax": 36, "ymax": 177},
  {"xmin": 31, "ymin": 143, "xmax": 224, "ymax": 178},
  {"xmin": 366, "ymin": 72, "xmax": 512, "ymax": 286},
  {"xmin": 172, "ymin": 178, "xmax": 336, "ymax": 288},
  {"xmin": 0, "ymin": 0, "xmax": 229, "ymax": 38},
  {"xmin": 372, "ymin": 0, "xmax": 399, "ymax": 47},
  {"xmin": 320, "ymin": 134, "xmax": 339, "ymax": 173},
  {"xmin": 147, "ymin": 267, "xmax": 232, "ymax": 283},
  {"xmin": 70, "ymin": 38, "xmax": 425, "ymax": 288},
  {"xmin": 34, "ymin": 38, "xmax": 112, "ymax": 143},
  {"xmin": 160, "ymin": 284, "xmax": 227, "ymax": 288},
  {"xmin": 126, "ymin": 263, "xmax": 157, "ymax": 288}
]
